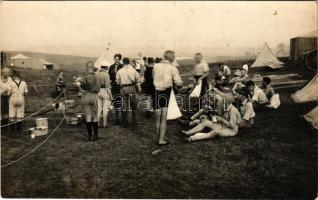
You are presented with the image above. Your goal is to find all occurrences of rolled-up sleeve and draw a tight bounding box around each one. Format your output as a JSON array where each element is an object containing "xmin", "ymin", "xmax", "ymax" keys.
[{"xmin": 172, "ymin": 67, "xmax": 183, "ymax": 87}]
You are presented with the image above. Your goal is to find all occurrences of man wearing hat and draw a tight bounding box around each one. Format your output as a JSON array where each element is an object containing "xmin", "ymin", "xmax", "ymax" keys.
[
  {"xmin": 97, "ymin": 60, "xmax": 112, "ymax": 128},
  {"xmin": 182, "ymin": 92, "xmax": 242, "ymax": 142}
]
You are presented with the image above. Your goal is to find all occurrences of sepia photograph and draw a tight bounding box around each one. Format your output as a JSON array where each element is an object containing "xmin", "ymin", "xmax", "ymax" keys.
[{"xmin": 0, "ymin": 1, "xmax": 317, "ymax": 199}]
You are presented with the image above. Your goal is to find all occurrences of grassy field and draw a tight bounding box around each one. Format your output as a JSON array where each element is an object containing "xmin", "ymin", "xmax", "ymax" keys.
[{"xmin": 1, "ymin": 57, "xmax": 317, "ymax": 198}]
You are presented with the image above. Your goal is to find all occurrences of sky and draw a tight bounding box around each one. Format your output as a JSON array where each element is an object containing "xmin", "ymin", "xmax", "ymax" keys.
[{"xmin": 0, "ymin": 1, "xmax": 317, "ymax": 57}]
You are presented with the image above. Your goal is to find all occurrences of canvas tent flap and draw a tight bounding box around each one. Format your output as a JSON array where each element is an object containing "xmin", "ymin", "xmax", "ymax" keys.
[
  {"xmin": 264, "ymin": 61, "xmax": 284, "ymax": 69},
  {"xmin": 304, "ymin": 106, "xmax": 318, "ymax": 130},
  {"xmin": 94, "ymin": 45, "xmax": 118, "ymax": 69},
  {"xmin": 251, "ymin": 43, "xmax": 284, "ymax": 68},
  {"xmin": 291, "ymin": 73, "xmax": 318, "ymax": 103}
]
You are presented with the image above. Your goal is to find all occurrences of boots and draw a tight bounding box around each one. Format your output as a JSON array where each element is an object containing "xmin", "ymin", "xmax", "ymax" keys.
[
  {"xmin": 16, "ymin": 122, "xmax": 22, "ymax": 137},
  {"xmin": 86, "ymin": 122, "xmax": 93, "ymax": 141},
  {"xmin": 10, "ymin": 123, "xmax": 16, "ymax": 138},
  {"xmin": 115, "ymin": 110, "xmax": 121, "ymax": 125},
  {"xmin": 92, "ymin": 122, "xmax": 99, "ymax": 141}
]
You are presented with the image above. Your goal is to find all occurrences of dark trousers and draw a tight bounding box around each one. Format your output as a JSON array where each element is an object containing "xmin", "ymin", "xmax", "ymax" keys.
[
  {"xmin": 120, "ymin": 85, "xmax": 139, "ymax": 125},
  {"xmin": 194, "ymin": 75, "xmax": 208, "ymax": 96},
  {"xmin": 111, "ymin": 82, "xmax": 123, "ymax": 123}
]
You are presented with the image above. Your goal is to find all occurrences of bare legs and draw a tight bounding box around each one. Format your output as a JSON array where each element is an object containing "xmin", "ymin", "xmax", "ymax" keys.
[{"xmin": 155, "ymin": 108, "xmax": 168, "ymax": 145}]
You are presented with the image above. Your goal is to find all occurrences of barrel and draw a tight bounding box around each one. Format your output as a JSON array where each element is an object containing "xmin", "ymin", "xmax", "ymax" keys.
[{"xmin": 36, "ymin": 118, "xmax": 48, "ymax": 129}]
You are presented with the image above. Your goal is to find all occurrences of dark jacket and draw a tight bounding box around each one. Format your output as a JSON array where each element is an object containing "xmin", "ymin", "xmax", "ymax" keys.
[{"xmin": 108, "ymin": 63, "xmax": 123, "ymax": 83}]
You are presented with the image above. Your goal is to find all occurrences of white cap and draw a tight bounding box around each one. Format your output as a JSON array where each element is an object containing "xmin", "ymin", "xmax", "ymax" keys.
[
  {"xmin": 242, "ymin": 64, "xmax": 248, "ymax": 72},
  {"xmin": 100, "ymin": 60, "xmax": 110, "ymax": 67}
]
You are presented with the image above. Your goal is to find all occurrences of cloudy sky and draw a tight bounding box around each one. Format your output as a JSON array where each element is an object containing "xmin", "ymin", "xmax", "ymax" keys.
[{"xmin": 0, "ymin": 1, "xmax": 316, "ymax": 57}]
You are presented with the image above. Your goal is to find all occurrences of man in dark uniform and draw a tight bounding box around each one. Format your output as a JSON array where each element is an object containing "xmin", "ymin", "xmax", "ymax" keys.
[{"xmin": 108, "ymin": 54, "xmax": 123, "ymax": 124}]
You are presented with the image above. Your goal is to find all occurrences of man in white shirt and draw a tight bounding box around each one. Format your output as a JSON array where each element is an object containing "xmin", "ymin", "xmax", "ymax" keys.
[
  {"xmin": 193, "ymin": 53, "xmax": 210, "ymax": 97},
  {"xmin": 1, "ymin": 66, "xmax": 13, "ymax": 128},
  {"xmin": 153, "ymin": 50, "xmax": 183, "ymax": 145},
  {"xmin": 116, "ymin": 57, "xmax": 141, "ymax": 126},
  {"xmin": 245, "ymin": 80, "xmax": 268, "ymax": 110},
  {"xmin": 9, "ymin": 70, "xmax": 28, "ymax": 137}
]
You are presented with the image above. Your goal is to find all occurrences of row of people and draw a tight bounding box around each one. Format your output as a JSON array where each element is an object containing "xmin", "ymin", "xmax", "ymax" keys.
[
  {"xmin": 75, "ymin": 50, "xmax": 183, "ymax": 144},
  {"xmin": 0, "ymin": 67, "xmax": 28, "ymax": 137}
]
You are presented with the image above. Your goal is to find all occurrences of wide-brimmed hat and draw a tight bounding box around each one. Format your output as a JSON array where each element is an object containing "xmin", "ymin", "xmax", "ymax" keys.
[{"xmin": 100, "ymin": 60, "xmax": 110, "ymax": 67}]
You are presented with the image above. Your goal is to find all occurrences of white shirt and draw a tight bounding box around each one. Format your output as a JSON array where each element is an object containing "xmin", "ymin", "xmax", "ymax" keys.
[
  {"xmin": 252, "ymin": 86, "xmax": 268, "ymax": 104},
  {"xmin": 194, "ymin": 60, "xmax": 209, "ymax": 76},
  {"xmin": 10, "ymin": 79, "xmax": 28, "ymax": 96},
  {"xmin": 222, "ymin": 65, "xmax": 231, "ymax": 76},
  {"xmin": 116, "ymin": 64, "xmax": 140, "ymax": 85},
  {"xmin": 0, "ymin": 76, "xmax": 13, "ymax": 96},
  {"xmin": 153, "ymin": 60, "xmax": 183, "ymax": 90}
]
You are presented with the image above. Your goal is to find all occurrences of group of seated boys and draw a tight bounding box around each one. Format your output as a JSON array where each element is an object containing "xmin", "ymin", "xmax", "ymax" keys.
[{"xmin": 181, "ymin": 64, "xmax": 276, "ymax": 142}]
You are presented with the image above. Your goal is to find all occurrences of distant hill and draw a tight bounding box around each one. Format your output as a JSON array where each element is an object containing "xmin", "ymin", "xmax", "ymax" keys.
[{"xmin": 3, "ymin": 51, "xmax": 97, "ymax": 69}]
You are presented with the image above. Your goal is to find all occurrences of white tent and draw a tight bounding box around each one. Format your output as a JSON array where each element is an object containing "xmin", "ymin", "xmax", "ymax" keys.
[
  {"xmin": 251, "ymin": 43, "xmax": 284, "ymax": 69},
  {"xmin": 304, "ymin": 106, "xmax": 318, "ymax": 130},
  {"xmin": 291, "ymin": 73, "xmax": 318, "ymax": 103},
  {"xmin": 11, "ymin": 54, "xmax": 30, "ymax": 60},
  {"xmin": 94, "ymin": 44, "xmax": 118, "ymax": 70}
]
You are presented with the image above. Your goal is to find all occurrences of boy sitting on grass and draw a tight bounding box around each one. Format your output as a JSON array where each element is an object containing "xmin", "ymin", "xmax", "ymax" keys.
[
  {"xmin": 182, "ymin": 94, "xmax": 242, "ymax": 142},
  {"xmin": 261, "ymin": 76, "xmax": 275, "ymax": 100}
]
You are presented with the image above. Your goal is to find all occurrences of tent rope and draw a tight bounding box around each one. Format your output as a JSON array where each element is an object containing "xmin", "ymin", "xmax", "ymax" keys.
[
  {"xmin": 1, "ymin": 91, "xmax": 65, "ymax": 128},
  {"xmin": 1, "ymin": 117, "xmax": 66, "ymax": 168}
]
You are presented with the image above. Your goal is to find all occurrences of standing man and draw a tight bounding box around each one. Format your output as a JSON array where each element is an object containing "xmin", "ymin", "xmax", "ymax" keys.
[
  {"xmin": 56, "ymin": 71, "xmax": 66, "ymax": 94},
  {"xmin": 77, "ymin": 61, "xmax": 101, "ymax": 141},
  {"xmin": 116, "ymin": 57, "xmax": 141, "ymax": 127},
  {"xmin": 153, "ymin": 50, "xmax": 183, "ymax": 145},
  {"xmin": 0, "ymin": 66, "xmax": 13, "ymax": 128},
  {"xmin": 9, "ymin": 70, "xmax": 28, "ymax": 137},
  {"xmin": 193, "ymin": 53, "xmax": 210, "ymax": 97},
  {"xmin": 97, "ymin": 61, "xmax": 112, "ymax": 128},
  {"xmin": 108, "ymin": 54, "xmax": 123, "ymax": 124}
]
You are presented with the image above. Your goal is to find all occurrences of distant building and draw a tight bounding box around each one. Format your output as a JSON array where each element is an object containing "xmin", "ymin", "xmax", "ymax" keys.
[
  {"xmin": 10, "ymin": 54, "xmax": 54, "ymax": 70},
  {"xmin": 10, "ymin": 54, "xmax": 31, "ymax": 67}
]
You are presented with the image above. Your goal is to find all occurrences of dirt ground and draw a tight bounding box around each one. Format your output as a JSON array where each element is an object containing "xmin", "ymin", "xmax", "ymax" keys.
[{"xmin": 1, "ymin": 62, "xmax": 317, "ymax": 198}]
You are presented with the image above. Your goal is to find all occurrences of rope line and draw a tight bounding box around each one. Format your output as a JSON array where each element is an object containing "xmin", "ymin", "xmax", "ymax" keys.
[
  {"xmin": 1, "ymin": 117, "xmax": 66, "ymax": 168},
  {"xmin": 0, "ymin": 91, "xmax": 65, "ymax": 128}
]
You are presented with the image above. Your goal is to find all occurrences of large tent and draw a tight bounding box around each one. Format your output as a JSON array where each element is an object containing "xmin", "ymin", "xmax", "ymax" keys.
[
  {"xmin": 10, "ymin": 53, "xmax": 31, "ymax": 67},
  {"xmin": 251, "ymin": 42, "xmax": 284, "ymax": 69},
  {"xmin": 94, "ymin": 44, "xmax": 118, "ymax": 69},
  {"xmin": 289, "ymin": 30, "xmax": 317, "ymax": 61},
  {"xmin": 304, "ymin": 106, "xmax": 318, "ymax": 130},
  {"xmin": 291, "ymin": 73, "xmax": 318, "ymax": 103}
]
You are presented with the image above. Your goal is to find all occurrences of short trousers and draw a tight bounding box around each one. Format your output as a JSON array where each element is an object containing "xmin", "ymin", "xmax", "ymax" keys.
[
  {"xmin": 153, "ymin": 88, "xmax": 172, "ymax": 110},
  {"xmin": 202, "ymin": 119, "xmax": 237, "ymax": 137},
  {"xmin": 9, "ymin": 97, "xmax": 25, "ymax": 119}
]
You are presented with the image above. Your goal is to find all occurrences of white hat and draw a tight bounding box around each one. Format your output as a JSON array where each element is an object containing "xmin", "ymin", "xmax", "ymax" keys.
[
  {"xmin": 242, "ymin": 64, "xmax": 248, "ymax": 72},
  {"xmin": 100, "ymin": 60, "xmax": 110, "ymax": 67}
]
